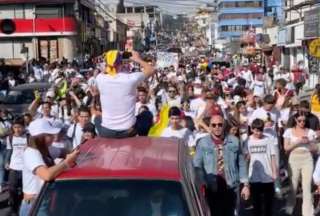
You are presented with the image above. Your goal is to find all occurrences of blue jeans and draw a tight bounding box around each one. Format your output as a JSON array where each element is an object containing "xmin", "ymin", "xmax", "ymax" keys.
[
  {"xmin": 19, "ymin": 200, "xmax": 33, "ymax": 216},
  {"xmin": 19, "ymin": 198, "xmax": 49, "ymax": 216}
]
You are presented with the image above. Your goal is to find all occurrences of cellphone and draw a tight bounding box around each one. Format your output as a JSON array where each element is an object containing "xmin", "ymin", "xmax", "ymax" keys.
[{"xmin": 122, "ymin": 51, "xmax": 132, "ymax": 59}]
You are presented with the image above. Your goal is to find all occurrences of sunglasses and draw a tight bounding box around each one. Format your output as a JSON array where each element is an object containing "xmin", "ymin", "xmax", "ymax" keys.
[
  {"xmin": 211, "ymin": 123, "xmax": 223, "ymax": 128},
  {"xmin": 168, "ymin": 90, "xmax": 176, "ymax": 93}
]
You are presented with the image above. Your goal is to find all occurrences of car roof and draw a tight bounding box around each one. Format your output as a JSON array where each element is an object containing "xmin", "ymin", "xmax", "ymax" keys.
[
  {"xmin": 57, "ymin": 137, "xmax": 184, "ymax": 181},
  {"xmin": 11, "ymin": 82, "xmax": 51, "ymax": 91}
]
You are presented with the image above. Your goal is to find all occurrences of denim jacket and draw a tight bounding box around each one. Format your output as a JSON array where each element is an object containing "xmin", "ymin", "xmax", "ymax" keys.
[{"xmin": 193, "ymin": 134, "xmax": 248, "ymax": 188}]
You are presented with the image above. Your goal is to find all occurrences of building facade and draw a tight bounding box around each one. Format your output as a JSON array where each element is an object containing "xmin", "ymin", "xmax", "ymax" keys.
[
  {"xmin": 0, "ymin": 0, "xmax": 100, "ymax": 63},
  {"xmin": 117, "ymin": 5, "xmax": 161, "ymax": 50},
  {"xmin": 217, "ymin": 0, "xmax": 264, "ymax": 39}
]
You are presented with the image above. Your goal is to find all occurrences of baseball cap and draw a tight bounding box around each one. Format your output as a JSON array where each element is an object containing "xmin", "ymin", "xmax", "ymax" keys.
[{"xmin": 28, "ymin": 119, "xmax": 61, "ymax": 137}]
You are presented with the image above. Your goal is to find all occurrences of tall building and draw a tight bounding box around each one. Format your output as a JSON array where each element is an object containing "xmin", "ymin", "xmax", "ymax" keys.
[
  {"xmin": 278, "ymin": 0, "xmax": 320, "ymax": 68},
  {"xmin": 217, "ymin": 0, "xmax": 264, "ymax": 39},
  {"xmin": 117, "ymin": 5, "xmax": 162, "ymax": 50}
]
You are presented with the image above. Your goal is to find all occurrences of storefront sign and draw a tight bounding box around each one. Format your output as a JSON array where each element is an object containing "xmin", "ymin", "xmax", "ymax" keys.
[
  {"xmin": 304, "ymin": 7, "xmax": 320, "ymax": 38},
  {"xmin": 309, "ymin": 38, "xmax": 320, "ymax": 58}
]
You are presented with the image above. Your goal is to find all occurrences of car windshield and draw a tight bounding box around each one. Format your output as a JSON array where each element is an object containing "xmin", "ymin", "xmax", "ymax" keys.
[
  {"xmin": 34, "ymin": 180, "xmax": 191, "ymax": 216},
  {"xmin": 0, "ymin": 90, "xmax": 34, "ymax": 104}
]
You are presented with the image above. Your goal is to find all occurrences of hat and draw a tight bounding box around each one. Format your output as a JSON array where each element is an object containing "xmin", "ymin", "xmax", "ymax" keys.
[{"xmin": 28, "ymin": 119, "xmax": 61, "ymax": 137}]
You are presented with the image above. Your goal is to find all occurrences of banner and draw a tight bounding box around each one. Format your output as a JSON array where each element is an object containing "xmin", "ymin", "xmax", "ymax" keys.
[{"xmin": 156, "ymin": 52, "xmax": 179, "ymax": 70}]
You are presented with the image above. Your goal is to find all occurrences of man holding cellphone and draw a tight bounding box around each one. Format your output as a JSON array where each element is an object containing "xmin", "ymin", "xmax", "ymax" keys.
[{"xmin": 95, "ymin": 50, "xmax": 155, "ymax": 138}]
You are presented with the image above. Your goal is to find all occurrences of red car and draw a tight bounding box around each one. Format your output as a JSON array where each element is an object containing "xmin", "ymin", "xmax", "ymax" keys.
[{"xmin": 30, "ymin": 137, "xmax": 210, "ymax": 216}]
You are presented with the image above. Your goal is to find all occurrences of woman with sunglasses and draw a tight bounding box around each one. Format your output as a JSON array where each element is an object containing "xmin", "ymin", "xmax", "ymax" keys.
[{"xmin": 283, "ymin": 112, "xmax": 318, "ymax": 216}]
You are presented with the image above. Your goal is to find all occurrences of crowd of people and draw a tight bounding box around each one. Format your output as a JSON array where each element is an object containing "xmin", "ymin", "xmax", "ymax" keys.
[{"xmin": 0, "ymin": 49, "xmax": 319, "ymax": 216}]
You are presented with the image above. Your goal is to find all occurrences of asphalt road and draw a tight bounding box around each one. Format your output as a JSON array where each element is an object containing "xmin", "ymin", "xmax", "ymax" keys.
[{"xmin": 0, "ymin": 191, "xmax": 11, "ymax": 216}]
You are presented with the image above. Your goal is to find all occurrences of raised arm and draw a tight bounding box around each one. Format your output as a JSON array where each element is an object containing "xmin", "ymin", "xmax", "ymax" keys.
[{"xmin": 130, "ymin": 51, "xmax": 155, "ymax": 78}]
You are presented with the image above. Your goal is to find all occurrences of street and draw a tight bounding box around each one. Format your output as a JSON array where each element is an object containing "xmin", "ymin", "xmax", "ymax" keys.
[{"xmin": 0, "ymin": 0, "xmax": 320, "ymax": 215}]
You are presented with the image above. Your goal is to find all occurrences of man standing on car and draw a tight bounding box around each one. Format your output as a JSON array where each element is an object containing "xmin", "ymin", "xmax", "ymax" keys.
[
  {"xmin": 193, "ymin": 114, "xmax": 250, "ymax": 216},
  {"xmin": 95, "ymin": 50, "xmax": 155, "ymax": 138}
]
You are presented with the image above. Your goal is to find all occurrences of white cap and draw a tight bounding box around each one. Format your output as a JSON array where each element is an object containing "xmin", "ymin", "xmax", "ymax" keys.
[{"xmin": 28, "ymin": 119, "xmax": 61, "ymax": 137}]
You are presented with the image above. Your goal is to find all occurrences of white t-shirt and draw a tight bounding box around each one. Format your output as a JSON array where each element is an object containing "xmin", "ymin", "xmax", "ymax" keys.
[
  {"xmin": 6, "ymin": 135, "xmax": 28, "ymax": 171},
  {"xmin": 22, "ymin": 147, "xmax": 45, "ymax": 195},
  {"xmin": 67, "ymin": 123, "xmax": 83, "ymax": 149},
  {"xmin": 36, "ymin": 104, "xmax": 59, "ymax": 118},
  {"xmin": 241, "ymin": 70, "xmax": 253, "ymax": 85},
  {"xmin": 88, "ymin": 76, "xmax": 97, "ymax": 87},
  {"xmin": 251, "ymin": 80, "xmax": 265, "ymax": 98},
  {"xmin": 283, "ymin": 128, "xmax": 317, "ymax": 152},
  {"xmin": 161, "ymin": 126, "xmax": 194, "ymax": 146},
  {"xmin": 190, "ymin": 97, "xmax": 206, "ymax": 117},
  {"xmin": 246, "ymin": 135, "xmax": 276, "ymax": 183},
  {"xmin": 96, "ymin": 72, "xmax": 145, "ymax": 130}
]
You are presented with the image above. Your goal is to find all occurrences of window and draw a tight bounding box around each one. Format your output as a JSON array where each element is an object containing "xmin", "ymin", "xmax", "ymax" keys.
[
  {"xmin": 146, "ymin": 6, "xmax": 154, "ymax": 13},
  {"xmin": 220, "ymin": 25, "xmax": 252, "ymax": 32},
  {"xmin": 135, "ymin": 7, "xmax": 144, "ymax": 13},
  {"xmin": 64, "ymin": 4, "xmax": 75, "ymax": 16},
  {"xmin": 222, "ymin": 1, "xmax": 262, "ymax": 8},
  {"xmin": 219, "ymin": 13, "xmax": 263, "ymax": 20},
  {"xmin": 34, "ymin": 180, "xmax": 191, "ymax": 216},
  {"xmin": 35, "ymin": 5, "xmax": 62, "ymax": 18},
  {"xmin": 126, "ymin": 7, "xmax": 133, "ymax": 13}
]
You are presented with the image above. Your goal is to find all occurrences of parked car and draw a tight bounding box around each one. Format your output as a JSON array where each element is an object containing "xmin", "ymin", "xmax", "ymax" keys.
[
  {"xmin": 0, "ymin": 82, "xmax": 51, "ymax": 116},
  {"xmin": 30, "ymin": 137, "xmax": 210, "ymax": 216}
]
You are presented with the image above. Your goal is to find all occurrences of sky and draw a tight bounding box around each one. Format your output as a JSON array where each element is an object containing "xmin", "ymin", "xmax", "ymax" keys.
[{"xmin": 102, "ymin": 0, "xmax": 214, "ymax": 15}]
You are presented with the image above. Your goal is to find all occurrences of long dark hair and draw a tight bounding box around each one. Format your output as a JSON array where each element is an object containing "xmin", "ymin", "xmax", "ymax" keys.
[
  {"xmin": 291, "ymin": 111, "xmax": 308, "ymax": 128},
  {"xmin": 28, "ymin": 135, "xmax": 54, "ymax": 167}
]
